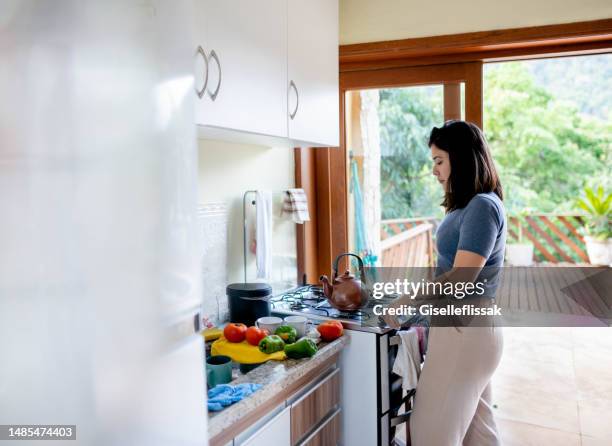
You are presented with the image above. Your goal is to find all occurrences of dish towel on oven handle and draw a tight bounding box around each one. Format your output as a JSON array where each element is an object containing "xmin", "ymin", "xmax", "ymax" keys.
[
  {"xmin": 256, "ymin": 190, "xmax": 273, "ymax": 280},
  {"xmin": 281, "ymin": 188, "xmax": 310, "ymax": 224},
  {"xmin": 392, "ymin": 328, "xmax": 422, "ymax": 393}
]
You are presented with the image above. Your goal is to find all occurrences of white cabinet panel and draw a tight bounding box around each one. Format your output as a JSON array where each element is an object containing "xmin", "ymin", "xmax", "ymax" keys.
[
  {"xmin": 288, "ymin": 0, "xmax": 339, "ymax": 147},
  {"xmin": 194, "ymin": 0, "xmax": 209, "ymax": 125},
  {"xmin": 241, "ymin": 406, "xmax": 291, "ymax": 446},
  {"xmin": 199, "ymin": 0, "xmax": 287, "ymax": 137},
  {"xmin": 339, "ymin": 329, "xmax": 378, "ymax": 446}
]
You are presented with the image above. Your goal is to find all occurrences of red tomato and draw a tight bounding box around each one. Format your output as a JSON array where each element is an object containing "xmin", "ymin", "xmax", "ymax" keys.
[
  {"xmin": 317, "ymin": 321, "xmax": 343, "ymax": 342},
  {"xmin": 245, "ymin": 326, "xmax": 269, "ymax": 346},
  {"xmin": 224, "ymin": 323, "xmax": 247, "ymax": 343}
]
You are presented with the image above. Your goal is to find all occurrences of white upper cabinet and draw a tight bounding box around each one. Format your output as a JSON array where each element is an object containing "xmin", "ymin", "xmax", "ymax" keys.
[
  {"xmin": 287, "ymin": 0, "xmax": 339, "ymax": 147},
  {"xmin": 194, "ymin": 0, "xmax": 209, "ymax": 126},
  {"xmin": 197, "ymin": 0, "xmax": 287, "ymax": 137},
  {"xmin": 194, "ymin": 0, "xmax": 339, "ymax": 148}
]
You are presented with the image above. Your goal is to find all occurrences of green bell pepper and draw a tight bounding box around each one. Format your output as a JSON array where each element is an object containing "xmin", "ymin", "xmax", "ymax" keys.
[
  {"xmin": 274, "ymin": 325, "xmax": 298, "ymax": 344},
  {"xmin": 258, "ymin": 335, "xmax": 285, "ymax": 354},
  {"xmin": 284, "ymin": 338, "xmax": 318, "ymax": 359}
]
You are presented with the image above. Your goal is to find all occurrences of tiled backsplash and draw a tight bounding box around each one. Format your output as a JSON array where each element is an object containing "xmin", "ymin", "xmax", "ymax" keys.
[{"xmin": 199, "ymin": 202, "xmax": 229, "ymax": 326}]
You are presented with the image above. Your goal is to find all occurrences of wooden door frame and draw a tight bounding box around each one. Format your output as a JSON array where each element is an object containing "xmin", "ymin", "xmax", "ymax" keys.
[
  {"xmin": 340, "ymin": 61, "xmax": 483, "ymax": 126},
  {"xmin": 296, "ymin": 19, "xmax": 612, "ymax": 281}
]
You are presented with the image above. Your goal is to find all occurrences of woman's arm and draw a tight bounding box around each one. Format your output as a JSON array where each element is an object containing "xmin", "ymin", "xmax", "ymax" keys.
[
  {"xmin": 453, "ymin": 249, "xmax": 487, "ymax": 269},
  {"xmin": 383, "ymin": 196, "xmax": 501, "ymax": 328},
  {"xmin": 382, "ymin": 249, "xmax": 487, "ymax": 328}
]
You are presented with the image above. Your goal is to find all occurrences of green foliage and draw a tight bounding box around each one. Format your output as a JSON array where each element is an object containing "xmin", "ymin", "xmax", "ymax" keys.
[
  {"xmin": 576, "ymin": 186, "xmax": 612, "ymax": 239},
  {"xmin": 376, "ymin": 58, "xmax": 612, "ymax": 223},
  {"xmin": 508, "ymin": 208, "xmax": 534, "ymax": 245},
  {"xmin": 378, "ymin": 87, "xmax": 444, "ymax": 219},
  {"xmin": 527, "ymin": 55, "xmax": 612, "ymax": 120},
  {"xmin": 484, "ymin": 61, "xmax": 612, "ymax": 214}
]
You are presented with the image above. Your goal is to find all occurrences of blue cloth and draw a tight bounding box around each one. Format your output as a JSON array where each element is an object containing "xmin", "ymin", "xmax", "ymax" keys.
[
  {"xmin": 207, "ymin": 383, "xmax": 262, "ymax": 412},
  {"xmin": 435, "ymin": 192, "xmax": 507, "ymax": 296},
  {"xmin": 350, "ymin": 158, "xmax": 377, "ymax": 266}
]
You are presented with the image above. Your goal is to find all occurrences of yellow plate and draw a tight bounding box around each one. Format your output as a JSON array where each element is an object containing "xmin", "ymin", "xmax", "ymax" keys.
[
  {"xmin": 202, "ymin": 328, "xmax": 223, "ymax": 342},
  {"xmin": 211, "ymin": 336, "xmax": 286, "ymax": 364}
]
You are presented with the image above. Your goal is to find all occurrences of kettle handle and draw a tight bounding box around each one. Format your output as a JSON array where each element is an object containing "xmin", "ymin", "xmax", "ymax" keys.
[{"xmin": 333, "ymin": 253, "xmax": 366, "ymax": 282}]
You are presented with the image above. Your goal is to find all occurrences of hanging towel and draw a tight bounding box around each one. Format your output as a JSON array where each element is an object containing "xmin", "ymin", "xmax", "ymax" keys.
[
  {"xmin": 207, "ymin": 383, "xmax": 262, "ymax": 412},
  {"xmin": 281, "ymin": 188, "xmax": 310, "ymax": 224},
  {"xmin": 256, "ymin": 190, "xmax": 273, "ymax": 280},
  {"xmin": 392, "ymin": 328, "xmax": 422, "ymax": 393},
  {"xmin": 415, "ymin": 325, "xmax": 427, "ymax": 361}
]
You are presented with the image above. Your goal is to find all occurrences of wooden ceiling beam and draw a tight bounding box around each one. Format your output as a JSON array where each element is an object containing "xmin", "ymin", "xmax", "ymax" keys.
[{"xmin": 340, "ymin": 19, "xmax": 612, "ymax": 72}]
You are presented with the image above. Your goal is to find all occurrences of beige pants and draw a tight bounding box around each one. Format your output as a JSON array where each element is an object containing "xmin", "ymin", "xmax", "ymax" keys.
[{"xmin": 410, "ymin": 326, "xmax": 504, "ymax": 446}]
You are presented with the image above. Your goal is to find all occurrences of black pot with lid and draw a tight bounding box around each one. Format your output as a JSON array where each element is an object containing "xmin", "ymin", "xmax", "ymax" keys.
[{"xmin": 226, "ymin": 282, "xmax": 272, "ymax": 326}]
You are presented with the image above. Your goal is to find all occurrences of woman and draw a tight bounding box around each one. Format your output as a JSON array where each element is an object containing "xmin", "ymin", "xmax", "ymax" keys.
[{"xmin": 385, "ymin": 120, "xmax": 506, "ymax": 446}]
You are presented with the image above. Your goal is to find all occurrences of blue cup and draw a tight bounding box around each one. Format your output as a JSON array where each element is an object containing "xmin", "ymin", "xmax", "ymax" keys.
[{"xmin": 206, "ymin": 355, "xmax": 232, "ymax": 388}]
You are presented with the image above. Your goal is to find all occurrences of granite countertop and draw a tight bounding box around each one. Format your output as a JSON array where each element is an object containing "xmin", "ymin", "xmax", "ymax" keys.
[{"xmin": 207, "ymin": 336, "xmax": 346, "ymax": 440}]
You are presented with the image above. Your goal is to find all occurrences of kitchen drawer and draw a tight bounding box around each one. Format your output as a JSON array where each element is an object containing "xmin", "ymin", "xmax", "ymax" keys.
[
  {"xmin": 240, "ymin": 406, "xmax": 290, "ymax": 446},
  {"xmin": 290, "ymin": 368, "xmax": 340, "ymax": 445},
  {"xmin": 298, "ymin": 408, "xmax": 341, "ymax": 446}
]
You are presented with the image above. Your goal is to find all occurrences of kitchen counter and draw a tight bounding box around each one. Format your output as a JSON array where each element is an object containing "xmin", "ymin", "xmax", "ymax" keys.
[{"xmin": 207, "ymin": 336, "xmax": 346, "ymax": 442}]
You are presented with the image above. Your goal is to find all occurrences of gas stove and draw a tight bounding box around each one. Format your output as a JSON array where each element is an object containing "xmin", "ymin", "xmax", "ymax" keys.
[
  {"xmin": 270, "ymin": 285, "xmax": 399, "ymax": 333},
  {"xmin": 272, "ymin": 285, "xmax": 418, "ymax": 445}
]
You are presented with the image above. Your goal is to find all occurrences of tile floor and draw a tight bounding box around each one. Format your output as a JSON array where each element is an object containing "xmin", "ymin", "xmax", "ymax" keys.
[{"xmin": 492, "ymin": 327, "xmax": 612, "ymax": 446}]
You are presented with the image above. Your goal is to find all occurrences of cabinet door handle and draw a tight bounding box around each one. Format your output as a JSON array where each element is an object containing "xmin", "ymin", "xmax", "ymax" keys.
[
  {"xmin": 289, "ymin": 80, "xmax": 299, "ymax": 120},
  {"xmin": 207, "ymin": 49, "xmax": 221, "ymax": 101},
  {"xmin": 195, "ymin": 46, "xmax": 209, "ymax": 99}
]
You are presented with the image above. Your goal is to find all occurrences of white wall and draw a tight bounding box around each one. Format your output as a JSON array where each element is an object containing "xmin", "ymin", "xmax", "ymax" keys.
[
  {"xmin": 198, "ymin": 139, "xmax": 295, "ymax": 286},
  {"xmin": 340, "ymin": 0, "xmax": 612, "ymax": 44}
]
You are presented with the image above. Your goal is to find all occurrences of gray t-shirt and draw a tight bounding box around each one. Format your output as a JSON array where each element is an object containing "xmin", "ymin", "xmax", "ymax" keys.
[{"xmin": 435, "ymin": 192, "xmax": 506, "ymax": 296}]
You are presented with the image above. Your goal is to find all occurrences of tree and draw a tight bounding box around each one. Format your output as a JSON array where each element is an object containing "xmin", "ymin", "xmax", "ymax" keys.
[
  {"xmin": 484, "ymin": 62, "xmax": 611, "ymax": 213},
  {"xmin": 375, "ymin": 58, "xmax": 612, "ymax": 219},
  {"xmin": 378, "ymin": 87, "xmax": 444, "ymax": 219}
]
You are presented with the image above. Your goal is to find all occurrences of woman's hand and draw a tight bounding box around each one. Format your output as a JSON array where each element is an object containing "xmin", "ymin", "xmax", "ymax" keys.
[
  {"xmin": 381, "ymin": 297, "xmax": 408, "ymax": 329},
  {"xmin": 383, "ymin": 313, "xmax": 401, "ymax": 329}
]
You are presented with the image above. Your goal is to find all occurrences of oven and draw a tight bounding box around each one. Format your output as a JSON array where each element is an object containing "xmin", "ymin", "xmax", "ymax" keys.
[{"xmin": 271, "ymin": 286, "xmax": 418, "ymax": 446}]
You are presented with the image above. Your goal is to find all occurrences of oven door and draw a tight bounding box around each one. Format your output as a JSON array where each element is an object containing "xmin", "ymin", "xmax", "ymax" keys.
[
  {"xmin": 380, "ymin": 331, "xmax": 405, "ymax": 445},
  {"xmin": 385, "ymin": 331, "xmax": 418, "ymax": 446}
]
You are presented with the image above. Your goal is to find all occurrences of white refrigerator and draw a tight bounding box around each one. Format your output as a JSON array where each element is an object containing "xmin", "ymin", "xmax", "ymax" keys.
[{"xmin": 0, "ymin": 1, "xmax": 208, "ymax": 445}]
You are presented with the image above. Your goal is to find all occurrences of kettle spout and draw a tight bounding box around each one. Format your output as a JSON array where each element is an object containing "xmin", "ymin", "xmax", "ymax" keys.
[{"xmin": 319, "ymin": 275, "xmax": 333, "ymax": 298}]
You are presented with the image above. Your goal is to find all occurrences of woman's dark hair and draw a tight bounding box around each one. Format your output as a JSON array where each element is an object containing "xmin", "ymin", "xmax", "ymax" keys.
[{"xmin": 429, "ymin": 120, "xmax": 503, "ymax": 212}]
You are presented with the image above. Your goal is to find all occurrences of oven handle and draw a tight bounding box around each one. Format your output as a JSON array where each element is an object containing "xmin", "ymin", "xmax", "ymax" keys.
[
  {"xmin": 390, "ymin": 409, "xmax": 413, "ymax": 427},
  {"xmin": 390, "ymin": 388, "xmax": 416, "ymax": 427}
]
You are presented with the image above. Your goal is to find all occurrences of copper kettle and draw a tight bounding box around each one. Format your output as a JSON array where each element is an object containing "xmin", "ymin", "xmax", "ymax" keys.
[{"xmin": 320, "ymin": 253, "xmax": 369, "ymax": 311}]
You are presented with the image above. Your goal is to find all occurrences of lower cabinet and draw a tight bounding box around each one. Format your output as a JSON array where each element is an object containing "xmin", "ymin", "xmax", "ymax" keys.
[
  {"xmin": 228, "ymin": 365, "xmax": 341, "ymax": 446},
  {"xmin": 290, "ymin": 368, "xmax": 340, "ymax": 444},
  {"xmin": 242, "ymin": 406, "xmax": 291, "ymax": 446},
  {"xmin": 299, "ymin": 408, "xmax": 341, "ymax": 446}
]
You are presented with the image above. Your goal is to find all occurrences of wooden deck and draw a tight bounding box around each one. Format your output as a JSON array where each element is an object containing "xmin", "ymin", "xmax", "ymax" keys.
[{"xmin": 495, "ymin": 266, "xmax": 611, "ymax": 324}]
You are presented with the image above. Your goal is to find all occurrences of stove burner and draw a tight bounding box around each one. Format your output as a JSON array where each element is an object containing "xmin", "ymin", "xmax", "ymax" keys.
[
  {"xmin": 271, "ymin": 285, "xmax": 376, "ymax": 321},
  {"xmin": 331, "ymin": 310, "xmax": 370, "ymax": 321}
]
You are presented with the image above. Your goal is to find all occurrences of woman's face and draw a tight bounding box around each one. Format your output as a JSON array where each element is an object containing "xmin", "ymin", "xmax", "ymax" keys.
[{"xmin": 431, "ymin": 144, "xmax": 451, "ymax": 191}]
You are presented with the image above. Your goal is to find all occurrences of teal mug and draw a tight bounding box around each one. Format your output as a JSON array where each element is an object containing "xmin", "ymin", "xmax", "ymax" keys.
[{"xmin": 206, "ymin": 355, "xmax": 232, "ymax": 388}]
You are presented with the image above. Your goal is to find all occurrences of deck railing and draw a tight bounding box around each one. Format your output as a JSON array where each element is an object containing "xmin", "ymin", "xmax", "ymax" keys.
[
  {"xmin": 508, "ymin": 214, "xmax": 588, "ymax": 263},
  {"xmin": 380, "ymin": 223, "xmax": 434, "ymax": 267},
  {"xmin": 381, "ymin": 217, "xmax": 440, "ymax": 240},
  {"xmin": 381, "ymin": 213, "xmax": 589, "ymax": 265}
]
